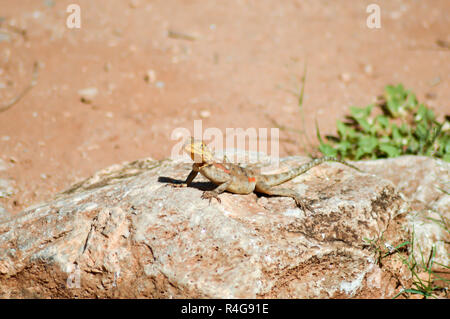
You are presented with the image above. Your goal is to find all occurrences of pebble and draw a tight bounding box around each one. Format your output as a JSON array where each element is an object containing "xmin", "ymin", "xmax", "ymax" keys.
[
  {"xmin": 364, "ymin": 64, "xmax": 373, "ymax": 75},
  {"xmin": 144, "ymin": 70, "xmax": 156, "ymax": 83},
  {"xmin": 155, "ymin": 81, "xmax": 165, "ymax": 89},
  {"xmin": 339, "ymin": 73, "xmax": 352, "ymax": 83},
  {"xmin": 199, "ymin": 110, "xmax": 211, "ymax": 118},
  {"xmin": 78, "ymin": 87, "xmax": 98, "ymax": 103}
]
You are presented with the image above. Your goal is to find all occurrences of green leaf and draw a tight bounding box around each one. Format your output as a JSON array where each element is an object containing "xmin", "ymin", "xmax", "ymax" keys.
[
  {"xmin": 379, "ymin": 143, "xmax": 401, "ymax": 158},
  {"xmin": 358, "ymin": 136, "xmax": 378, "ymax": 153},
  {"xmin": 444, "ymin": 137, "xmax": 450, "ymax": 154},
  {"xmin": 350, "ymin": 105, "xmax": 373, "ymax": 119},
  {"xmin": 356, "ymin": 118, "xmax": 373, "ymax": 133},
  {"xmin": 315, "ymin": 119, "xmax": 325, "ymax": 144},
  {"xmin": 376, "ymin": 115, "xmax": 389, "ymax": 129},
  {"xmin": 335, "ymin": 140, "xmax": 351, "ymax": 155},
  {"xmin": 415, "ymin": 122, "xmax": 429, "ymax": 141},
  {"xmin": 402, "ymin": 289, "xmax": 429, "ymax": 297},
  {"xmin": 391, "ymin": 124, "xmax": 402, "ymax": 144},
  {"xmin": 319, "ymin": 143, "xmax": 338, "ymax": 157},
  {"xmin": 444, "ymin": 153, "xmax": 450, "ymax": 162},
  {"xmin": 336, "ymin": 120, "xmax": 356, "ymax": 139}
]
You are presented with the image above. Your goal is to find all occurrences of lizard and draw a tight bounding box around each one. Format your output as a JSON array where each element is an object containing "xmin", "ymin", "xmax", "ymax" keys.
[{"xmin": 175, "ymin": 137, "xmax": 362, "ymax": 212}]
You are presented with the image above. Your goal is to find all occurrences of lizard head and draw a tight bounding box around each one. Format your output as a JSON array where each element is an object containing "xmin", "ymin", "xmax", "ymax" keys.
[{"xmin": 183, "ymin": 137, "xmax": 215, "ymax": 163}]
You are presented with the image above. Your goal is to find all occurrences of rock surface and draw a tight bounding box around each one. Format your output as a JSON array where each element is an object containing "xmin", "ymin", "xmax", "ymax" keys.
[{"xmin": 0, "ymin": 156, "xmax": 448, "ymax": 298}]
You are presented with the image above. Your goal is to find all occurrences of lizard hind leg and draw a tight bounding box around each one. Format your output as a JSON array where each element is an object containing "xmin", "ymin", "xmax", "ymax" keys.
[{"xmin": 255, "ymin": 181, "xmax": 314, "ymax": 212}]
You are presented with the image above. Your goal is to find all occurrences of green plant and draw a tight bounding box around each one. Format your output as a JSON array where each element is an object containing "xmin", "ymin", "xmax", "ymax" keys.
[
  {"xmin": 363, "ymin": 225, "xmax": 449, "ymax": 299},
  {"xmin": 317, "ymin": 84, "xmax": 450, "ymax": 161},
  {"xmin": 393, "ymin": 225, "xmax": 449, "ymax": 299}
]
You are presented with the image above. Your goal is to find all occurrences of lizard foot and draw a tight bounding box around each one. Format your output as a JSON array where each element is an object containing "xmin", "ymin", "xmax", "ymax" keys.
[
  {"xmin": 294, "ymin": 198, "xmax": 314, "ymax": 213},
  {"xmin": 201, "ymin": 191, "xmax": 222, "ymax": 204}
]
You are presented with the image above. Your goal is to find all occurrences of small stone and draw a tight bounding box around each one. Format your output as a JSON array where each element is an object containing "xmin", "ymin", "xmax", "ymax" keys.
[
  {"xmin": 199, "ymin": 110, "xmax": 211, "ymax": 118},
  {"xmin": 155, "ymin": 81, "xmax": 165, "ymax": 89},
  {"xmin": 78, "ymin": 87, "xmax": 98, "ymax": 104},
  {"xmin": 1, "ymin": 136, "xmax": 10, "ymax": 141},
  {"xmin": 364, "ymin": 64, "xmax": 373, "ymax": 75},
  {"xmin": 339, "ymin": 73, "xmax": 352, "ymax": 83},
  {"xmin": 32, "ymin": 11, "xmax": 42, "ymax": 19},
  {"xmin": 144, "ymin": 70, "xmax": 156, "ymax": 83}
]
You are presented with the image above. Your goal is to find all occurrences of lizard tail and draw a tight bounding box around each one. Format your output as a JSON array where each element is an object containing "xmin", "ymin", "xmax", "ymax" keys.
[{"xmin": 265, "ymin": 156, "xmax": 361, "ymax": 186}]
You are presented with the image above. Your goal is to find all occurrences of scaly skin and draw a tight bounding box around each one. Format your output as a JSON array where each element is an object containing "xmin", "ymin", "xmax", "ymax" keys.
[{"xmin": 178, "ymin": 137, "xmax": 361, "ymax": 212}]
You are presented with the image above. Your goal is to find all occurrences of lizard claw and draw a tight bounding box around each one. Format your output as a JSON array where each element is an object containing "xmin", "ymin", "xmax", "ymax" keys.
[{"xmin": 201, "ymin": 191, "xmax": 222, "ymax": 204}]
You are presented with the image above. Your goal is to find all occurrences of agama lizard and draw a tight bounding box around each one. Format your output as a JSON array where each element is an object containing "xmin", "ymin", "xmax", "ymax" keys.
[{"xmin": 176, "ymin": 137, "xmax": 361, "ymax": 212}]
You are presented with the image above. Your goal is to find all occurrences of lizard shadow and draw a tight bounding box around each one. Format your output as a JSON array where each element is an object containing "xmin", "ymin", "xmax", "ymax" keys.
[{"xmin": 158, "ymin": 176, "xmax": 217, "ymax": 191}]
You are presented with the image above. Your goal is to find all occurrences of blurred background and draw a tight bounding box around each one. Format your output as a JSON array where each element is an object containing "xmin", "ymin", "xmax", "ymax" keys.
[{"xmin": 0, "ymin": 0, "xmax": 449, "ymax": 214}]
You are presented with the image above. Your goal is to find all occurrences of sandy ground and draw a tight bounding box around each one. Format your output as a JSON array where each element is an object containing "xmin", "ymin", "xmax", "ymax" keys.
[{"xmin": 0, "ymin": 0, "xmax": 449, "ymax": 214}]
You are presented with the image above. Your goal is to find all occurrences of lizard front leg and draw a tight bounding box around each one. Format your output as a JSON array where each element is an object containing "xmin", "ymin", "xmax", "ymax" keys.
[
  {"xmin": 170, "ymin": 169, "xmax": 198, "ymax": 188},
  {"xmin": 202, "ymin": 180, "xmax": 232, "ymax": 204},
  {"xmin": 255, "ymin": 181, "xmax": 313, "ymax": 212}
]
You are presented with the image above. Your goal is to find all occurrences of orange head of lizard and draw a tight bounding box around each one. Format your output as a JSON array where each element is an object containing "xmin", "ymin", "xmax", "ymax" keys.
[{"xmin": 183, "ymin": 137, "xmax": 215, "ymax": 163}]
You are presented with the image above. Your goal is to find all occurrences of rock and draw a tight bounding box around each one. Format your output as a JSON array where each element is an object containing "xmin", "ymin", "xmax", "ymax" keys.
[
  {"xmin": 0, "ymin": 155, "xmax": 447, "ymax": 298},
  {"xmin": 199, "ymin": 110, "xmax": 211, "ymax": 119},
  {"xmin": 364, "ymin": 64, "xmax": 373, "ymax": 75},
  {"xmin": 144, "ymin": 70, "xmax": 156, "ymax": 84},
  {"xmin": 357, "ymin": 156, "xmax": 449, "ymax": 268},
  {"xmin": 339, "ymin": 73, "xmax": 352, "ymax": 83},
  {"xmin": 78, "ymin": 87, "xmax": 98, "ymax": 104}
]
